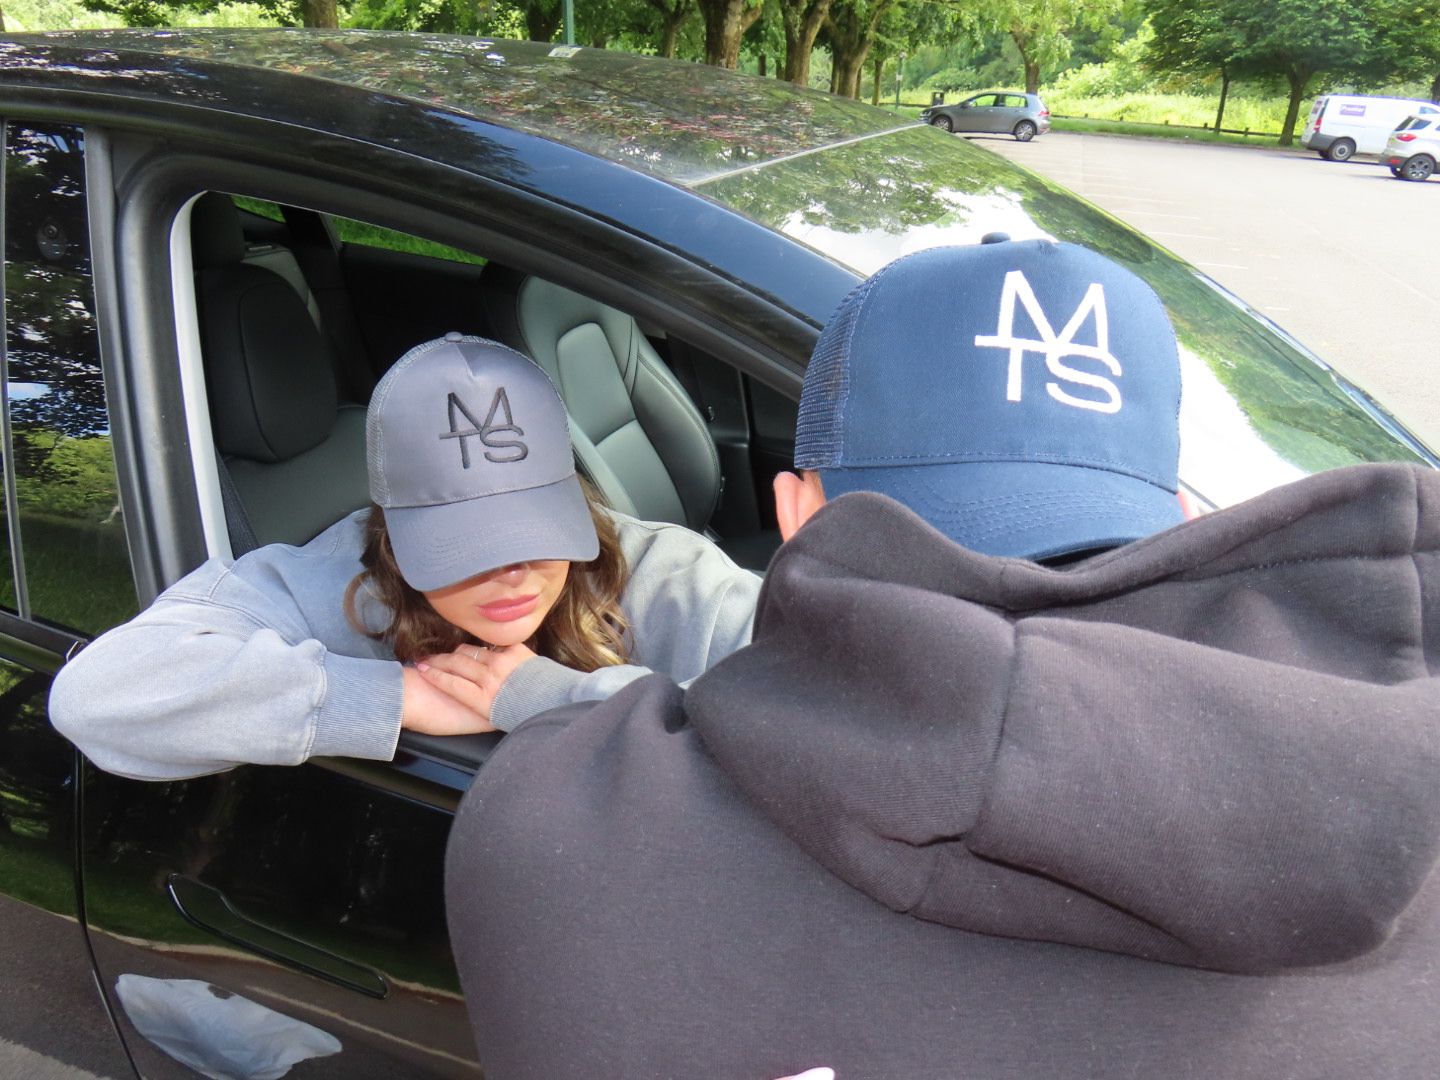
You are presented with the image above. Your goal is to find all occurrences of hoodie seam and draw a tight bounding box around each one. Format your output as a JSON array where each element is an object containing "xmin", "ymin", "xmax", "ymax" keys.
[{"xmin": 967, "ymin": 621, "xmax": 1019, "ymax": 850}]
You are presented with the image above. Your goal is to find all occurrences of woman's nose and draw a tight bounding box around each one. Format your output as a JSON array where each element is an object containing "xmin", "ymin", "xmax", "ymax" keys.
[{"xmin": 488, "ymin": 563, "xmax": 529, "ymax": 586}]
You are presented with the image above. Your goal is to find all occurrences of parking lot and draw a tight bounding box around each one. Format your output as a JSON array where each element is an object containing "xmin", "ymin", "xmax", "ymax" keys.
[{"xmin": 978, "ymin": 131, "xmax": 1440, "ymax": 453}]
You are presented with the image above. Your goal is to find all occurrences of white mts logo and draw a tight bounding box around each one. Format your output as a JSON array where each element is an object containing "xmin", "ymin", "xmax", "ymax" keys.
[{"xmin": 972, "ymin": 270, "xmax": 1123, "ymax": 414}]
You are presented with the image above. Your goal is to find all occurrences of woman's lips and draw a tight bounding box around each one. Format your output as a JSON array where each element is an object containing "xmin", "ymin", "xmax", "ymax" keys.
[{"xmin": 477, "ymin": 594, "xmax": 540, "ymax": 623}]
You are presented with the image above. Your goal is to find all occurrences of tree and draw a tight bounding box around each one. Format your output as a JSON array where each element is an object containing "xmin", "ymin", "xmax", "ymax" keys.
[
  {"xmin": 969, "ymin": 0, "xmax": 1123, "ymax": 93},
  {"xmin": 1233, "ymin": 0, "xmax": 1375, "ymax": 145},
  {"xmin": 1371, "ymin": 0, "xmax": 1440, "ymax": 103},
  {"xmin": 825, "ymin": 0, "xmax": 894, "ymax": 98},
  {"xmin": 644, "ymin": 0, "xmax": 699, "ymax": 57},
  {"xmin": 81, "ymin": 0, "xmax": 340, "ymax": 27},
  {"xmin": 1145, "ymin": 1, "xmax": 1252, "ymax": 132},
  {"xmin": 696, "ymin": 0, "xmax": 763, "ymax": 67},
  {"xmin": 780, "ymin": 0, "xmax": 833, "ymax": 85}
]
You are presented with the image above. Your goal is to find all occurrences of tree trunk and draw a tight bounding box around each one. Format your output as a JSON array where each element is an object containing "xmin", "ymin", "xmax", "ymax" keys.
[
  {"xmin": 1430, "ymin": 69, "xmax": 1440, "ymax": 104},
  {"xmin": 526, "ymin": 1, "xmax": 563, "ymax": 43},
  {"xmin": 302, "ymin": 0, "xmax": 338, "ymax": 28},
  {"xmin": 781, "ymin": 0, "xmax": 832, "ymax": 86},
  {"xmin": 1279, "ymin": 65, "xmax": 1312, "ymax": 147},
  {"xmin": 831, "ymin": 45, "xmax": 869, "ymax": 98},
  {"xmin": 871, "ymin": 53, "xmax": 884, "ymax": 106},
  {"xmin": 647, "ymin": 0, "xmax": 693, "ymax": 60},
  {"xmin": 699, "ymin": 0, "xmax": 759, "ymax": 69},
  {"xmin": 1213, "ymin": 68, "xmax": 1231, "ymax": 133},
  {"xmin": 758, "ymin": 53, "xmax": 767, "ymax": 77}
]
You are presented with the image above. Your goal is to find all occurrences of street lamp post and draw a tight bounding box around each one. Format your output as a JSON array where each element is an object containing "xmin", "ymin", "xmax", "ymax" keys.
[{"xmin": 564, "ymin": 0, "xmax": 575, "ymax": 45}]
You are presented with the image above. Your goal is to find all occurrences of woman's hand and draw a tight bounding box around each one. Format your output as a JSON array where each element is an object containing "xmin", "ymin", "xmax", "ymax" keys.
[
  {"xmin": 400, "ymin": 666, "xmax": 494, "ymax": 735},
  {"xmin": 412, "ymin": 643, "xmax": 538, "ymax": 726}
]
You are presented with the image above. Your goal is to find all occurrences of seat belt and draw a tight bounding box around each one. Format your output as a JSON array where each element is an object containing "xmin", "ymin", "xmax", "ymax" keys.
[{"xmin": 214, "ymin": 451, "xmax": 260, "ymax": 558}]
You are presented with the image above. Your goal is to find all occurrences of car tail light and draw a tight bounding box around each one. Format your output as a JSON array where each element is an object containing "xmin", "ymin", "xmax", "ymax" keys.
[
  {"xmin": 1398, "ymin": 132, "xmax": 1418, "ymax": 142},
  {"xmin": 1041, "ymin": 109, "xmax": 1050, "ymax": 118}
]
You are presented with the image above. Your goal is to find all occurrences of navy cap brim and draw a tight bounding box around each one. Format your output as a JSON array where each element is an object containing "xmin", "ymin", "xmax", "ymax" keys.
[
  {"xmin": 819, "ymin": 460, "xmax": 1185, "ymax": 561},
  {"xmin": 385, "ymin": 473, "xmax": 600, "ymax": 591}
]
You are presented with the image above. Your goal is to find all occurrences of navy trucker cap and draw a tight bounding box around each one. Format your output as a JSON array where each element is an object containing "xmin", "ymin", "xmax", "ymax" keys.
[
  {"xmin": 367, "ymin": 334, "xmax": 599, "ymax": 591},
  {"xmin": 795, "ymin": 240, "xmax": 1184, "ymax": 560}
]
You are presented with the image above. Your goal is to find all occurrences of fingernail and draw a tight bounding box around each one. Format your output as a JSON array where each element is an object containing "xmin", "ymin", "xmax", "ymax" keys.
[{"xmin": 416, "ymin": 662, "xmax": 429, "ymax": 672}]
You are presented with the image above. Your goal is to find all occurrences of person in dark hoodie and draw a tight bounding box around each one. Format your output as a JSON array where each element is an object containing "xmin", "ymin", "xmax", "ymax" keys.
[{"xmin": 443, "ymin": 240, "xmax": 1440, "ymax": 1080}]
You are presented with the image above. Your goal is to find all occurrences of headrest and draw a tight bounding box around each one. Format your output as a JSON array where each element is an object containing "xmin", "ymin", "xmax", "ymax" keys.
[{"xmin": 198, "ymin": 263, "xmax": 339, "ymax": 463}]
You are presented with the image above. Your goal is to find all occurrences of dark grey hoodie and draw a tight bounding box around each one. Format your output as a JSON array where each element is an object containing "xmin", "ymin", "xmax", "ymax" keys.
[{"xmin": 445, "ymin": 462, "xmax": 1440, "ymax": 1080}]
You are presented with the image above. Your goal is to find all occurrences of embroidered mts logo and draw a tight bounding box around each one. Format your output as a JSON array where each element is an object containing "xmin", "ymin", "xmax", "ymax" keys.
[
  {"xmin": 439, "ymin": 387, "xmax": 529, "ymax": 466},
  {"xmin": 972, "ymin": 269, "xmax": 1123, "ymax": 414}
]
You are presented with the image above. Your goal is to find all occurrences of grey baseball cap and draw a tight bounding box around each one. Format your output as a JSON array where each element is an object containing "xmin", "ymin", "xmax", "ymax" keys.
[{"xmin": 367, "ymin": 334, "xmax": 599, "ymax": 591}]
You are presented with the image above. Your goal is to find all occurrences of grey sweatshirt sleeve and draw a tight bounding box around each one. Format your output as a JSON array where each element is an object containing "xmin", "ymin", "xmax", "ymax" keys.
[
  {"xmin": 49, "ymin": 555, "xmax": 405, "ymax": 781},
  {"xmin": 488, "ymin": 514, "xmax": 761, "ymax": 731}
]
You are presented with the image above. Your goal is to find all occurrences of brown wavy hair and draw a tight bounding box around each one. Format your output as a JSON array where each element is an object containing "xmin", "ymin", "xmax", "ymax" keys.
[{"xmin": 344, "ymin": 480, "xmax": 631, "ymax": 670}]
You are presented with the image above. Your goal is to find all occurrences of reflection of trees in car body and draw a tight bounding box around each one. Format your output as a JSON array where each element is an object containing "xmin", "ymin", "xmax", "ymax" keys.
[
  {"xmin": 4, "ymin": 124, "xmax": 136, "ymax": 636},
  {"xmin": 703, "ymin": 124, "xmax": 1422, "ymax": 475}
]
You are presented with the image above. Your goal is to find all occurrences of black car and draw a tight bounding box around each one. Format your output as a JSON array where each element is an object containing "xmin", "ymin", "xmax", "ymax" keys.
[{"xmin": 0, "ymin": 28, "xmax": 1431, "ymax": 1080}]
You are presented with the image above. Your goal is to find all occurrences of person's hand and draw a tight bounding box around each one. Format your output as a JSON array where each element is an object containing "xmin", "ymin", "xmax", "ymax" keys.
[
  {"xmin": 400, "ymin": 666, "xmax": 495, "ymax": 735},
  {"xmin": 413, "ymin": 643, "xmax": 538, "ymax": 725},
  {"xmin": 775, "ymin": 1070, "xmax": 834, "ymax": 1080}
]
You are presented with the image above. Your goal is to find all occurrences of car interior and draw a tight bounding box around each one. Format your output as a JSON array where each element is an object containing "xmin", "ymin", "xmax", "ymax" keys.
[{"xmin": 186, "ymin": 191, "xmax": 793, "ymax": 575}]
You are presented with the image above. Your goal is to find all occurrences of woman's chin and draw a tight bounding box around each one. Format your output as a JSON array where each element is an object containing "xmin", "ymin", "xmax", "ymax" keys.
[{"xmin": 472, "ymin": 616, "xmax": 542, "ymax": 649}]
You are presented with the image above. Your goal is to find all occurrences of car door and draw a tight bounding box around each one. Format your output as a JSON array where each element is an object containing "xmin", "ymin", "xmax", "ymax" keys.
[
  {"xmin": 997, "ymin": 95, "xmax": 1026, "ymax": 134},
  {"xmin": 0, "ymin": 118, "xmax": 142, "ymax": 1079},
  {"xmin": 961, "ymin": 94, "xmax": 1001, "ymax": 132},
  {"xmin": 66, "ymin": 131, "xmax": 492, "ymax": 1079},
  {"xmin": 63, "ymin": 104, "xmax": 806, "ymax": 1078}
]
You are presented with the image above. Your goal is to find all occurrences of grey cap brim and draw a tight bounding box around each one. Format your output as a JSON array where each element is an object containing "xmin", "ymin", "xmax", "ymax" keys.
[
  {"xmin": 820, "ymin": 460, "xmax": 1185, "ymax": 562},
  {"xmin": 385, "ymin": 473, "xmax": 600, "ymax": 592}
]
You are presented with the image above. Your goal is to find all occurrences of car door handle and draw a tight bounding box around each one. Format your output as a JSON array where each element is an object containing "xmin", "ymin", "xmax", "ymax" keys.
[{"xmin": 167, "ymin": 874, "xmax": 388, "ymax": 999}]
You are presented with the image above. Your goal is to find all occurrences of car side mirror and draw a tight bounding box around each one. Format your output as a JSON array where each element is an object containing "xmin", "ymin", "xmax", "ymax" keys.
[{"xmin": 959, "ymin": 102, "xmax": 971, "ymax": 109}]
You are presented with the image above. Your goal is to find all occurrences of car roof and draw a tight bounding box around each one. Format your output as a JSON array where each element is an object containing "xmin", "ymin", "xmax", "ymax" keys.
[{"xmin": 1, "ymin": 29, "xmax": 908, "ymax": 186}]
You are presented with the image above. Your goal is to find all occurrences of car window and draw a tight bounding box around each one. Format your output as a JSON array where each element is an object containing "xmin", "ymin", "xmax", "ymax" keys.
[
  {"xmin": 328, "ymin": 215, "xmax": 487, "ymax": 267},
  {"xmin": 3, "ymin": 122, "xmax": 137, "ymax": 636}
]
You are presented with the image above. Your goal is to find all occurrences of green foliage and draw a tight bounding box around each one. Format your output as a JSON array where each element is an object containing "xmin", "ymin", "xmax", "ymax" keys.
[
  {"xmin": 6, "ymin": 0, "xmax": 115, "ymax": 29},
  {"xmin": 1047, "ymin": 90, "xmax": 1288, "ymax": 131},
  {"xmin": 964, "ymin": 0, "xmax": 1125, "ymax": 90},
  {"xmin": 1050, "ymin": 18, "xmax": 1152, "ymax": 96}
]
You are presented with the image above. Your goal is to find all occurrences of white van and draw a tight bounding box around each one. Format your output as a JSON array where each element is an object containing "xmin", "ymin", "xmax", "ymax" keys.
[{"xmin": 1301, "ymin": 94, "xmax": 1440, "ymax": 161}]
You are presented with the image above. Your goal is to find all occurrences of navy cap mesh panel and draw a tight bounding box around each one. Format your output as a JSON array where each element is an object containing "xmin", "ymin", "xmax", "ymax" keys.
[{"xmin": 794, "ymin": 275, "xmax": 878, "ymax": 470}]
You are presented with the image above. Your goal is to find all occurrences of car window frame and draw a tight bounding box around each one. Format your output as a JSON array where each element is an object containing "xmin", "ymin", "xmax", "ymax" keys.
[{"xmin": 80, "ymin": 121, "xmax": 827, "ymax": 797}]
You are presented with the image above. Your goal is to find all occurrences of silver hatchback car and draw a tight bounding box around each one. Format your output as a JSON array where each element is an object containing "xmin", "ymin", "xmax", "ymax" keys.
[
  {"xmin": 1380, "ymin": 115, "xmax": 1440, "ymax": 181},
  {"xmin": 921, "ymin": 91, "xmax": 1051, "ymax": 141}
]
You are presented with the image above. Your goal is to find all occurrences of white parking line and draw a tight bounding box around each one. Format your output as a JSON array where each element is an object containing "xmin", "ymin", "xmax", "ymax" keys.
[{"xmin": 0, "ymin": 1037, "xmax": 111, "ymax": 1080}]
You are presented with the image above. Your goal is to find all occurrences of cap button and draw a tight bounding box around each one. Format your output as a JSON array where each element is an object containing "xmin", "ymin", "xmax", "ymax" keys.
[
  {"xmin": 980, "ymin": 232, "xmax": 1011, "ymax": 245},
  {"xmin": 444, "ymin": 330, "xmax": 464, "ymax": 343}
]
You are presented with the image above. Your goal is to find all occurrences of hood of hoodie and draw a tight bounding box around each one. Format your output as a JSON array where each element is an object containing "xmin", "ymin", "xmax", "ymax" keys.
[{"xmin": 688, "ymin": 462, "xmax": 1440, "ymax": 974}]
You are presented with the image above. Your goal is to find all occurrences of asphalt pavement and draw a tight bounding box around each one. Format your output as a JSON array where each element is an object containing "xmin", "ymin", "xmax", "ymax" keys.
[{"xmin": 977, "ymin": 131, "xmax": 1440, "ymax": 453}]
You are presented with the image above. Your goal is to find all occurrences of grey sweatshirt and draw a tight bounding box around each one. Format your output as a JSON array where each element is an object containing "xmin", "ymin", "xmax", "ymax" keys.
[
  {"xmin": 49, "ymin": 508, "xmax": 760, "ymax": 780},
  {"xmin": 445, "ymin": 462, "xmax": 1440, "ymax": 1079}
]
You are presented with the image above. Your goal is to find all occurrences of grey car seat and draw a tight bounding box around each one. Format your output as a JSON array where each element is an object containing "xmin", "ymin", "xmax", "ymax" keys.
[
  {"xmin": 479, "ymin": 263, "xmax": 721, "ymax": 533},
  {"xmin": 191, "ymin": 193, "xmax": 370, "ymax": 550}
]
